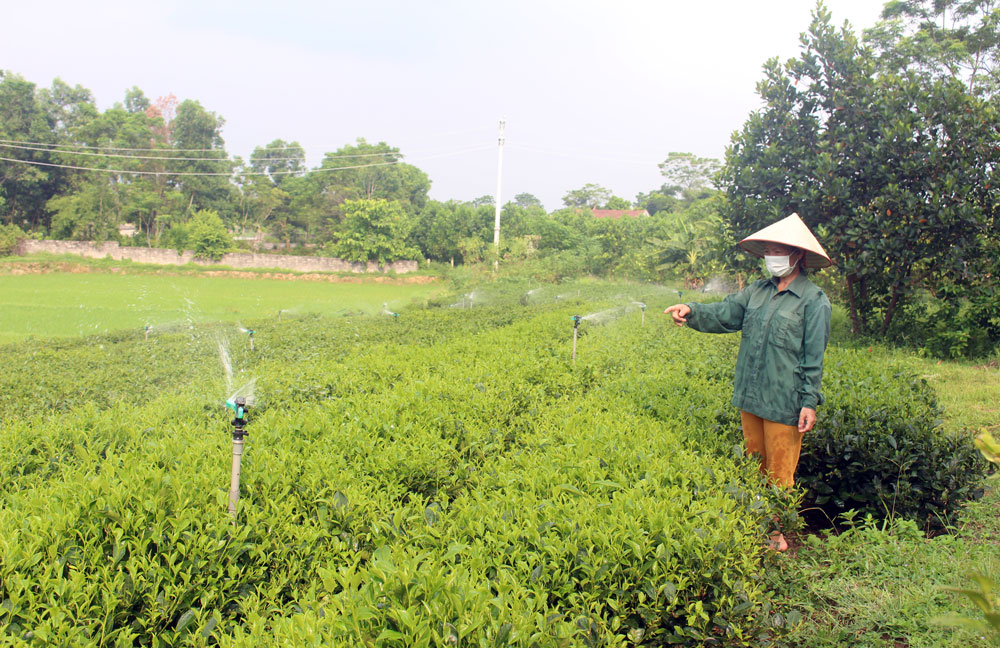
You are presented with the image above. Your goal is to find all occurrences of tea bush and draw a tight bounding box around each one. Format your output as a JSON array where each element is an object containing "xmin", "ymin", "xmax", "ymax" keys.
[
  {"xmin": 591, "ymin": 318, "xmax": 987, "ymax": 529},
  {"xmin": 0, "ymin": 283, "xmax": 988, "ymax": 645},
  {"xmin": 797, "ymin": 351, "xmax": 987, "ymax": 529},
  {"xmin": 0, "ymin": 290, "xmax": 790, "ymax": 647}
]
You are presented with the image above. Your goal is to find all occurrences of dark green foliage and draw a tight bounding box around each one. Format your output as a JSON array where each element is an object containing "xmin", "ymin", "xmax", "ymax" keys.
[
  {"xmin": 606, "ymin": 312, "xmax": 988, "ymax": 531},
  {"xmin": 0, "ymin": 222, "xmax": 25, "ymax": 255},
  {"xmin": 797, "ymin": 351, "xmax": 987, "ymax": 529},
  {"xmin": 187, "ymin": 209, "xmax": 233, "ymax": 260},
  {"xmin": 720, "ymin": 5, "xmax": 1000, "ymax": 349}
]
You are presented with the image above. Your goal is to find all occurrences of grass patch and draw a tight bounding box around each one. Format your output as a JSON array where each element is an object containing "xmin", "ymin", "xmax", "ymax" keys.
[
  {"xmin": 774, "ymin": 489, "xmax": 999, "ymax": 647},
  {"xmin": 776, "ymin": 342, "xmax": 999, "ymax": 647}
]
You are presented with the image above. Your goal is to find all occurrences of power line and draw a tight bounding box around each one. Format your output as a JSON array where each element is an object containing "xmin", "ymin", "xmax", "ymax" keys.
[
  {"xmin": 0, "ymin": 144, "xmax": 493, "ymax": 177},
  {"xmin": 0, "ymin": 127, "xmax": 497, "ymax": 154},
  {"xmin": 0, "ymin": 142, "xmax": 234, "ymax": 162},
  {"xmin": 0, "ymin": 155, "xmax": 397, "ymax": 176},
  {"xmin": 0, "ymin": 137, "xmax": 303, "ymax": 153},
  {"xmin": 0, "ymin": 140, "xmax": 401, "ymax": 162},
  {"xmin": 0, "ymin": 139, "xmax": 488, "ymax": 163}
]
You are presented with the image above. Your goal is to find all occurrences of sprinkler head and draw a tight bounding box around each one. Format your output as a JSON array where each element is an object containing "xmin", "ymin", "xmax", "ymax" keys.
[
  {"xmin": 225, "ymin": 396, "xmax": 249, "ymax": 418},
  {"xmin": 225, "ymin": 397, "xmax": 250, "ymax": 437},
  {"xmin": 247, "ymin": 329, "xmax": 255, "ymax": 337},
  {"xmin": 571, "ymin": 314, "xmax": 582, "ymax": 329}
]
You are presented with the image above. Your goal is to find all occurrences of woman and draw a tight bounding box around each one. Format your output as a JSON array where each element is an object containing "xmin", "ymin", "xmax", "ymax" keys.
[{"xmin": 664, "ymin": 213, "xmax": 832, "ymax": 551}]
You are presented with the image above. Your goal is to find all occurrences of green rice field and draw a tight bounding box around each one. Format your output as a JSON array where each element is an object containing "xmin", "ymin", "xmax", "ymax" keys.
[{"xmin": 0, "ymin": 272, "xmax": 444, "ymax": 345}]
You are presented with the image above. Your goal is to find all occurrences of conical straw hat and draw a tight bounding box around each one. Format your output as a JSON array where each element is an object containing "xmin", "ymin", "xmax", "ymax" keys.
[{"xmin": 739, "ymin": 213, "xmax": 832, "ymax": 269}]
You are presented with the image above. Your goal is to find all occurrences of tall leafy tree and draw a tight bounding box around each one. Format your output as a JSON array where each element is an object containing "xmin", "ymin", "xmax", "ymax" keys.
[
  {"xmin": 170, "ymin": 99, "xmax": 234, "ymax": 218},
  {"xmin": 561, "ymin": 183, "xmax": 613, "ymax": 209},
  {"xmin": 313, "ymin": 139, "xmax": 430, "ymax": 220},
  {"xmin": 249, "ymin": 139, "xmax": 305, "ymax": 186},
  {"xmin": 657, "ymin": 152, "xmax": 722, "ymax": 194},
  {"xmin": 867, "ymin": 0, "xmax": 1000, "ymax": 95},
  {"xmin": 331, "ymin": 198, "xmax": 419, "ymax": 263},
  {"xmin": 0, "ymin": 73, "xmax": 65, "ymax": 228},
  {"xmin": 513, "ymin": 192, "xmax": 543, "ymax": 208},
  {"xmin": 720, "ymin": 3, "xmax": 1000, "ymax": 337}
]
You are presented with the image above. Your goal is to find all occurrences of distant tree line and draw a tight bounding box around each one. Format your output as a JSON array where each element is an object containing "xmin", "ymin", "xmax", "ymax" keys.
[
  {"xmin": 2, "ymin": 0, "xmax": 999, "ymax": 357},
  {"xmin": 0, "ymin": 71, "xmax": 725, "ymax": 279}
]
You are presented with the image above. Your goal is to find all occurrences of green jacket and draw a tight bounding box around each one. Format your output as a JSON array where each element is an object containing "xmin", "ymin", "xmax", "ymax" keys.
[{"xmin": 685, "ymin": 274, "xmax": 832, "ymax": 426}]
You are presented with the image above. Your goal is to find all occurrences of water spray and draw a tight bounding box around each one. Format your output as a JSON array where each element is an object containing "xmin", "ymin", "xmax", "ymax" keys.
[
  {"xmin": 383, "ymin": 303, "xmax": 399, "ymax": 318},
  {"xmin": 223, "ymin": 396, "xmax": 250, "ymax": 519},
  {"xmin": 571, "ymin": 314, "xmax": 582, "ymax": 364}
]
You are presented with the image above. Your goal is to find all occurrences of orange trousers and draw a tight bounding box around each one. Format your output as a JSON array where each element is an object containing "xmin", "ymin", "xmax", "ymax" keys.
[{"xmin": 740, "ymin": 411, "xmax": 803, "ymax": 488}]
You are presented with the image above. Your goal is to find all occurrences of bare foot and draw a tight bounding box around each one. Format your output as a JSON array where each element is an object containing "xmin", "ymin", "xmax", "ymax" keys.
[{"xmin": 766, "ymin": 532, "xmax": 788, "ymax": 552}]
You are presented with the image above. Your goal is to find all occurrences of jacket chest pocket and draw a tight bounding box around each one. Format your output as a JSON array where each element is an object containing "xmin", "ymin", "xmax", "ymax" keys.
[{"xmin": 770, "ymin": 312, "xmax": 804, "ymax": 353}]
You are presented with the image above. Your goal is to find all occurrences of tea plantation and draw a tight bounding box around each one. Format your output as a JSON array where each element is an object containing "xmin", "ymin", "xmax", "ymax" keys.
[{"xmin": 0, "ymin": 282, "xmax": 987, "ymax": 646}]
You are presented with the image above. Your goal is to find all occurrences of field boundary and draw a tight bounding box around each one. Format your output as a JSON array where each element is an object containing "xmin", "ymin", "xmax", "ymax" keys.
[{"xmin": 15, "ymin": 239, "xmax": 419, "ymax": 274}]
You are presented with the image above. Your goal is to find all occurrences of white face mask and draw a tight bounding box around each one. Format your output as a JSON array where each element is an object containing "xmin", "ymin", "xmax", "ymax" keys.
[{"xmin": 764, "ymin": 255, "xmax": 796, "ymax": 277}]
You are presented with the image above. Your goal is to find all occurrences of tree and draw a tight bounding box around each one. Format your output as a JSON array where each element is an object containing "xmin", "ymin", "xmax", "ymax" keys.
[
  {"xmin": 37, "ymin": 78, "xmax": 96, "ymax": 138},
  {"xmin": 657, "ymin": 152, "xmax": 722, "ymax": 194},
  {"xmin": 187, "ymin": 209, "xmax": 232, "ymax": 260},
  {"xmin": 603, "ymin": 196, "xmax": 632, "ymax": 209},
  {"xmin": 562, "ymin": 183, "xmax": 612, "ymax": 209},
  {"xmin": 170, "ymin": 99, "xmax": 234, "ymax": 218},
  {"xmin": 719, "ymin": 4, "xmax": 1000, "ymax": 337},
  {"xmin": 314, "ymin": 139, "xmax": 430, "ymax": 219},
  {"xmin": 0, "ymin": 72, "xmax": 66, "ymax": 229},
  {"xmin": 867, "ymin": 0, "xmax": 1000, "ymax": 96},
  {"xmin": 249, "ymin": 139, "xmax": 305, "ymax": 186},
  {"xmin": 513, "ymin": 192, "xmax": 543, "ymax": 208},
  {"xmin": 123, "ymin": 86, "xmax": 150, "ymax": 113},
  {"xmin": 331, "ymin": 198, "xmax": 419, "ymax": 264}
]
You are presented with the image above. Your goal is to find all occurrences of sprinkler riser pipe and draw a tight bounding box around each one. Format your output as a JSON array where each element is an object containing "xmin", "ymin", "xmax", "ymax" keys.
[
  {"xmin": 572, "ymin": 328, "xmax": 578, "ymax": 364},
  {"xmin": 228, "ymin": 437, "xmax": 244, "ymax": 517}
]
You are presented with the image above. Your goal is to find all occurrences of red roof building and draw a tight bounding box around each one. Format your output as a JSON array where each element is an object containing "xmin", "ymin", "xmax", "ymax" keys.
[{"xmin": 590, "ymin": 209, "xmax": 650, "ymax": 219}]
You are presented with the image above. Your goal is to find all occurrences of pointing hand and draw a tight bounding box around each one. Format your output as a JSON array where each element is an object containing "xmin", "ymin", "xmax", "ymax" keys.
[{"xmin": 664, "ymin": 304, "xmax": 691, "ymax": 326}]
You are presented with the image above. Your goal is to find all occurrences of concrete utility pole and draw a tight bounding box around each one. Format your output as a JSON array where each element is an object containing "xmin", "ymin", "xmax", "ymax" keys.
[{"xmin": 493, "ymin": 119, "xmax": 505, "ymax": 268}]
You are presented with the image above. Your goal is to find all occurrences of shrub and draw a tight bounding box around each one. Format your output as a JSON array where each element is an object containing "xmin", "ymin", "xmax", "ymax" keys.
[
  {"xmin": 0, "ymin": 222, "xmax": 26, "ymax": 256},
  {"xmin": 797, "ymin": 351, "xmax": 988, "ymax": 529},
  {"xmin": 188, "ymin": 209, "xmax": 233, "ymax": 261}
]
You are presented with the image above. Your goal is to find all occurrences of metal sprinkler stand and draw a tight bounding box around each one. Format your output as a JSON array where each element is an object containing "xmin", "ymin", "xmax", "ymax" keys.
[
  {"xmin": 247, "ymin": 330, "xmax": 255, "ymax": 351},
  {"xmin": 571, "ymin": 314, "xmax": 582, "ymax": 364},
  {"xmin": 224, "ymin": 397, "xmax": 250, "ymax": 519},
  {"xmin": 640, "ymin": 303, "xmax": 646, "ymax": 326},
  {"xmin": 144, "ymin": 325, "xmax": 151, "ymax": 340}
]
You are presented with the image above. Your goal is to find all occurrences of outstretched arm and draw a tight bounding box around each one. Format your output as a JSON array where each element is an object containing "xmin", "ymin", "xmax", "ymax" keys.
[{"xmin": 671, "ymin": 285, "xmax": 754, "ymax": 334}]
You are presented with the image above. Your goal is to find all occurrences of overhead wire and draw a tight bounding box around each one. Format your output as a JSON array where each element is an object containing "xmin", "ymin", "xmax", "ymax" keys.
[
  {"xmin": 0, "ymin": 139, "xmax": 495, "ymax": 163},
  {"xmin": 0, "ymin": 143, "xmax": 494, "ymax": 177},
  {"xmin": 0, "ymin": 137, "xmax": 301, "ymax": 153},
  {"xmin": 0, "ymin": 125, "xmax": 497, "ymax": 154}
]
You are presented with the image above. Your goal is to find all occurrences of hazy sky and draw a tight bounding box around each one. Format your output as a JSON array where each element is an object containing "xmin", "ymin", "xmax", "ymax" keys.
[{"xmin": 3, "ymin": 1, "xmax": 886, "ymax": 210}]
